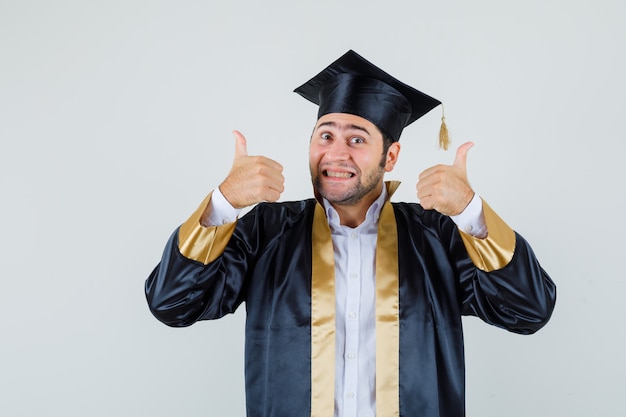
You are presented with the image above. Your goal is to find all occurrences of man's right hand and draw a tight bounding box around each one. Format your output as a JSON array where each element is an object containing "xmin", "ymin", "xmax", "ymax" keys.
[{"xmin": 219, "ymin": 130, "xmax": 285, "ymax": 209}]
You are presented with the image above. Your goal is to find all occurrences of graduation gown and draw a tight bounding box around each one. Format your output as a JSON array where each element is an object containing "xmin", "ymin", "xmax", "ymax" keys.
[{"xmin": 145, "ymin": 183, "xmax": 556, "ymax": 417}]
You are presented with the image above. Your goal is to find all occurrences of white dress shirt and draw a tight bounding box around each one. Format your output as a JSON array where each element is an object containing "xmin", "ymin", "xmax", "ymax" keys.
[{"xmin": 323, "ymin": 188, "xmax": 384, "ymax": 417}]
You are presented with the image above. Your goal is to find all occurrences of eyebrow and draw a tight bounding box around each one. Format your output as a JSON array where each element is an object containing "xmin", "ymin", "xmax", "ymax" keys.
[{"xmin": 315, "ymin": 121, "xmax": 371, "ymax": 136}]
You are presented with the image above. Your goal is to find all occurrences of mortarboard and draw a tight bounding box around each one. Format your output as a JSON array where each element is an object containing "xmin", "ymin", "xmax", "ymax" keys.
[{"xmin": 294, "ymin": 50, "xmax": 449, "ymax": 148}]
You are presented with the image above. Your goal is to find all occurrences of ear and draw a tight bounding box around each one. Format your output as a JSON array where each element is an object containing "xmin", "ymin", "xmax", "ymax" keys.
[{"xmin": 384, "ymin": 141, "xmax": 401, "ymax": 172}]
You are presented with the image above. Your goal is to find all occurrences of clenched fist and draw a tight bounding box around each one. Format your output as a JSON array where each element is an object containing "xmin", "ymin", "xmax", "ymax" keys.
[
  {"xmin": 219, "ymin": 130, "xmax": 285, "ymax": 209},
  {"xmin": 416, "ymin": 142, "xmax": 475, "ymax": 216}
]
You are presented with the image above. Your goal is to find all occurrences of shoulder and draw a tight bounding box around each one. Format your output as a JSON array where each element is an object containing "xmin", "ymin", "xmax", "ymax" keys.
[
  {"xmin": 242, "ymin": 199, "xmax": 317, "ymax": 225},
  {"xmin": 391, "ymin": 202, "xmax": 456, "ymax": 235},
  {"xmin": 256, "ymin": 198, "xmax": 316, "ymax": 214}
]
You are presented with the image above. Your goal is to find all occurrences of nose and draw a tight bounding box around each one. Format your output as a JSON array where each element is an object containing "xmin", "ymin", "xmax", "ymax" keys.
[{"xmin": 325, "ymin": 140, "xmax": 350, "ymax": 161}]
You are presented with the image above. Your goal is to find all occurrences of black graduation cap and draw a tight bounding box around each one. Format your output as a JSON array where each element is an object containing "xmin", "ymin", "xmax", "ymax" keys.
[{"xmin": 294, "ymin": 49, "xmax": 448, "ymax": 147}]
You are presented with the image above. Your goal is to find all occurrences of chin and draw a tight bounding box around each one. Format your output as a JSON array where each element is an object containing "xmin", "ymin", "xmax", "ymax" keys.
[{"xmin": 319, "ymin": 187, "xmax": 362, "ymax": 206}]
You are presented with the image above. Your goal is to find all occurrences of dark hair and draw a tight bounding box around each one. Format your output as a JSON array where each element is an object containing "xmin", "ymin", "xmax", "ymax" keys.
[
  {"xmin": 378, "ymin": 133, "xmax": 394, "ymax": 168},
  {"xmin": 382, "ymin": 133, "xmax": 394, "ymax": 156}
]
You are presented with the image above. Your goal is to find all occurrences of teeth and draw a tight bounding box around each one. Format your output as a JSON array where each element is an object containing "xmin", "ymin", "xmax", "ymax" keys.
[{"xmin": 326, "ymin": 171, "xmax": 353, "ymax": 178}]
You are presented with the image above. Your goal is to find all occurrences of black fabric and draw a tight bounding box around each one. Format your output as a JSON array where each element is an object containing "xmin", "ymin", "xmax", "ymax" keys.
[
  {"xmin": 145, "ymin": 200, "xmax": 556, "ymax": 417},
  {"xmin": 294, "ymin": 50, "xmax": 441, "ymax": 141}
]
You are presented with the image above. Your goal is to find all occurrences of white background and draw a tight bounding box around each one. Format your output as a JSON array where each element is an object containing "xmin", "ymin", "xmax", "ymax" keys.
[{"xmin": 1, "ymin": 1, "xmax": 624, "ymax": 416}]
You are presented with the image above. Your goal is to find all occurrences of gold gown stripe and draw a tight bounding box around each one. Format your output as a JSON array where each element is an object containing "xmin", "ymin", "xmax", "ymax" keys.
[
  {"xmin": 311, "ymin": 202, "xmax": 336, "ymax": 417},
  {"xmin": 375, "ymin": 196, "xmax": 401, "ymax": 417},
  {"xmin": 178, "ymin": 192, "xmax": 237, "ymax": 265},
  {"xmin": 458, "ymin": 199, "xmax": 516, "ymax": 272}
]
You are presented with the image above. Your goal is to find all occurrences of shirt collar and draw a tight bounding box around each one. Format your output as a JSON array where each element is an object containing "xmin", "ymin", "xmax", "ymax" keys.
[{"xmin": 323, "ymin": 185, "xmax": 388, "ymax": 234}]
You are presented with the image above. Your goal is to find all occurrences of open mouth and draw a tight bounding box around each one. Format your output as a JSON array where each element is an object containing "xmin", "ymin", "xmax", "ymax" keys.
[{"xmin": 323, "ymin": 170, "xmax": 355, "ymax": 178}]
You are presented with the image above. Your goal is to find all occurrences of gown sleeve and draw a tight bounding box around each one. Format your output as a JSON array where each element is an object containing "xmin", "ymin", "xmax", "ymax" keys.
[
  {"xmin": 144, "ymin": 192, "xmax": 250, "ymax": 327},
  {"xmin": 454, "ymin": 199, "xmax": 556, "ymax": 334}
]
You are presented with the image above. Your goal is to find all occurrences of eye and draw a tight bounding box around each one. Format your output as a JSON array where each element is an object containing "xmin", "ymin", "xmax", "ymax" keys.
[
  {"xmin": 350, "ymin": 136, "xmax": 365, "ymax": 144},
  {"xmin": 321, "ymin": 133, "xmax": 332, "ymax": 140}
]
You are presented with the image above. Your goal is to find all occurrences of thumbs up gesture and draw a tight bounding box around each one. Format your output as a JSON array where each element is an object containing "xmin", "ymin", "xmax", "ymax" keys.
[
  {"xmin": 219, "ymin": 130, "xmax": 285, "ymax": 209},
  {"xmin": 416, "ymin": 142, "xmax": 475, "ymax": 216}
]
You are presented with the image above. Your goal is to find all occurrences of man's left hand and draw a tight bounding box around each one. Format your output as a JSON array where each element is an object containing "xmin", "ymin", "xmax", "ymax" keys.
[{"xmin": 416, "ymin": 142, "xmax": 475, "ymax": 216}]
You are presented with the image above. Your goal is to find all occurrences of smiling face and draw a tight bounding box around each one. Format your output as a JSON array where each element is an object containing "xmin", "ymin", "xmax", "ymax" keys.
[{"xmin": 309, "ymin": 113, "xmax": 400, "ymax": 211}]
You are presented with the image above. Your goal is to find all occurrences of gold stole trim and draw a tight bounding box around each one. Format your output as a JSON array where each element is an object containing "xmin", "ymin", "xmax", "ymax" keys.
[
  {"xmin": 178, "ymin": 192, "xmax": 237, "ymax": 265},
  {"xmin": 375, "ymin": 198, "xmax": 400, "ymax": 417},
  {"xmin": 311, "ymin": 203, "xmax": 336, "ymax": 417},
  {"xmin": 457, "ymin": 199, "xmax": 516, "ymax": 272}
]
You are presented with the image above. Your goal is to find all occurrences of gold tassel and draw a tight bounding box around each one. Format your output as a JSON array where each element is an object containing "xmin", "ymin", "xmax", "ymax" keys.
[{"xmin": 439, "ymin": 105, "xmax": 450, "ymax": 150}]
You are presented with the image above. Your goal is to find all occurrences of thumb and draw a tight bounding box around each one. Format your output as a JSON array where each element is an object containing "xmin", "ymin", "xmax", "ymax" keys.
[
  {"xmin": 453, "ymin": 141, "xmax": 474, "ymax": 169},
  {"xmin": 232, "ymin": 130, "xmax": 248, "ymax": 159}
]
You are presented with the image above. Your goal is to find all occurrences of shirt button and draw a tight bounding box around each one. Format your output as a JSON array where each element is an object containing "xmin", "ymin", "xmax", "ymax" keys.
[
  {"xmin": 350, "ymin": 232, "xmax": 358, "ymax": 239},
  {"xmin": 347, "ymin": 392, "xmax": 355, "ymax": 399},
  {"xmin": 221, "ymin": 218, "xmax": 230, "ymax": 225},
  {"xmin": 347, "ymin": 353, "xmax": 355, "ymax": 359},
  {"xmin": 350, "ymin": 273, "xmax": 358, "ymax": 279},
  {"xmin": 464, "ymin": 225, "xmax": 473, "ymax": 233},
  {"xmin": 348, "ymin": 312, "xmax": 356, "ymax": 319}
]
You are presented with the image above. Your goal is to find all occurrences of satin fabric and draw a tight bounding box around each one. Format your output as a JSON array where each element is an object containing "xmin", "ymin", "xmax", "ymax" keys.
[
  {"xmin": 316, "ymin": 74, "xmax": 412, "ymax": 142},
  {"xmin": 311, "ymin": 202, "xmax": 336, "ymax": 417},
  {"xmin": 374, "ymin": 195, "xmax": 400, "ymax": 417},
  {"xmin": 145, "ymin": 200, "xmax": 556, "ymax": 417},
  {"xmin": 293, "ymin": 50, "xmax": 442, "ymax": 142},
  {"xmin": 457, "ymin": 199, "xmax": 516, "ymax": 272}
]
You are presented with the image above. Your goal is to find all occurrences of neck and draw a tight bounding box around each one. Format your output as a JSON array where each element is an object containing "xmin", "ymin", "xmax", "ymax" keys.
[{"xmin": 330, "ymin": 183, "xmax": 384, "ymax": 228}]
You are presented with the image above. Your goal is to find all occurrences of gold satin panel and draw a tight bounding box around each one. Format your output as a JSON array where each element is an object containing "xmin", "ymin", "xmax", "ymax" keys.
[
  {"xmin": 310, "ymin": 203, "xmax": 336, "ymax": 417},
  {"xmin": 375, "ymin": 198, "xmax": 401, "ymax": 417},
  {"xmin": 458, "ymin": 199, "xmax": 516, "ymax": 272},
  {"xmin": 178, "ymin": 192, "xmax": 238, "ymax": 265}
]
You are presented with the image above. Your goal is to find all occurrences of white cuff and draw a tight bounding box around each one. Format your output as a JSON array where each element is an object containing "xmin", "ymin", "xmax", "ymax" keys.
[
  {"xmin": 450, "ymin": 193, "xmax": 488, "ymax": 238},
  {"xmin": 205, "ymin": 187, "xmax": 242, "ymax": 226}
]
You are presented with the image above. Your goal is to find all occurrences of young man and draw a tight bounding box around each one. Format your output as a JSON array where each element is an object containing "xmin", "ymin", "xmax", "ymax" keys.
[{"xmin": 145, "ymin": 50, "xmax": 556, "ymax": 417}]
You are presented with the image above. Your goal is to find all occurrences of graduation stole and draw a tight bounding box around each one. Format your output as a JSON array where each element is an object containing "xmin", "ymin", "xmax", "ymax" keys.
[{"xmin": 311, "ymin": 182, "xmax": 401, "ymax": 417}]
